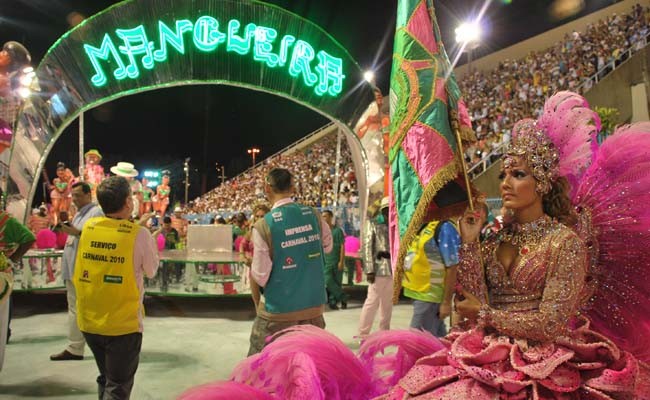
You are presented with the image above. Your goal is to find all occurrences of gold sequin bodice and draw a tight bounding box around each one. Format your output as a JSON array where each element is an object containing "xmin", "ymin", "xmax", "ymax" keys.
[{"xmin": 458, "ymin": 221, "xmax": 588, "ymax": 342}]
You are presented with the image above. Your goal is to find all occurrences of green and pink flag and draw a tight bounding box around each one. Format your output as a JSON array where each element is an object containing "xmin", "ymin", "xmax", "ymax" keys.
[{"xmin": 388, "ymin": 0, "xmax": 474, "ymax": 300}]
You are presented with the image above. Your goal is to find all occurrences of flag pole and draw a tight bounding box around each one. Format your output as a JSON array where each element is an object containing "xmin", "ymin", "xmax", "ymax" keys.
[{"xmin": 450, "ymin": 111, "xmax": 474, "ymax": 212}]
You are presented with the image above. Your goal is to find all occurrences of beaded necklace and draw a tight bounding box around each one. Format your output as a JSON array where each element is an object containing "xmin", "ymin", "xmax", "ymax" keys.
[{"xmin": 498, "ymin": 215, "xmax": 558, "ymax": 256}]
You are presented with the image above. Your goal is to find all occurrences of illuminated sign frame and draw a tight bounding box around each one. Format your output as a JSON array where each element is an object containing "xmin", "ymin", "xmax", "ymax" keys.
[
  {"xmin": 6, "ymin": 0, "xmax": 375, "ymax": 225},
  {"xmin": 84, "ymin": 16, "xmax": 345, "ymax": 97}
]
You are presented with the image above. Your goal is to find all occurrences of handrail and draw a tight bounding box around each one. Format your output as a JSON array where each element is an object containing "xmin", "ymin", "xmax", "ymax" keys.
[
  {"xmin": 467, "ymin": 139, "xmax": 509, "ymax": 177},
  {"xmin": 468, "ymin": 32, "xmax": 650, "ymax": 180}
]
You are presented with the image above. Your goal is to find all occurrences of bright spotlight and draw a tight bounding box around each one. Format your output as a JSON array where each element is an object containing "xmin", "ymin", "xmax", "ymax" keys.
[
  {"xmin": 455, "ymin": 21, "xmax": 481, "ymax": 45},
  {"xmin": 363, "ymin": 70, "xmax": 375, "ymax": 83}
]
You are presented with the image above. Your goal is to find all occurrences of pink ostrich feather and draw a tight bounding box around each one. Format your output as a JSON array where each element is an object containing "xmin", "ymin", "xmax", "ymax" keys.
[
  {"xmin": 573, "ymin": 122, "xmax": 650, "ymax": 363},
  {"xmin": 536, "ymin": 91, "xmax": 601, "ymax": 194},
  {"xmin": 230, "ymin": 325, "xmax": 376, "ymax": 400},
  {"xmin": 176, "ymin": 381, "xmax": 276, "ymax": 400},
  {"xmin": 357, "ymin": 329, "xmax": 445, "ymax": 395}
]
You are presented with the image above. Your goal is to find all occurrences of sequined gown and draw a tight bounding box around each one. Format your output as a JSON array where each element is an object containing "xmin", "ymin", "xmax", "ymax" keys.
[{"xmin": 381, "ymin": 219, "xmax": 650, "ymax": 399}]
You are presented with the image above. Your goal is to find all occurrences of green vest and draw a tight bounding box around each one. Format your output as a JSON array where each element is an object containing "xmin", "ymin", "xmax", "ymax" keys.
[{"xmin": 264, "ymin": 203, "xmax": 326, "ymax": 313}]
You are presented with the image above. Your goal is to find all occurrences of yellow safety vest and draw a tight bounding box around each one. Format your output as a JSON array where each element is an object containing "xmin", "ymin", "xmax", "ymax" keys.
[
  {"xmin": 402, "ymin": 221, "xmax": 444, "ymax": 293},
  {"xmin": 74, "ymin": 217, "xmax": 141, "ymax": 336}
]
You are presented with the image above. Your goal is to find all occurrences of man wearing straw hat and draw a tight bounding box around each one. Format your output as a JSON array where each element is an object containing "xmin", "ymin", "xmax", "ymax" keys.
[
  {"xmin": 83, "ymin": 149, "xmax": 104, "ymax": 201},
  {"xmin": 110, "ymin": 162, "xmax": 142, "ymax": 219}
]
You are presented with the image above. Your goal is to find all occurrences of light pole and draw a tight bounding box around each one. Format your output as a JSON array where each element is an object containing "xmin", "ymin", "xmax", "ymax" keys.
[
  {"xmin": 215, "ymin": 162, "xmax": 226, "ymax": 185},
  {"xmin": 455, "ymin": 21, "xmax": 482, "ymax": 75},
  {"xmin": 247, "ymin": 147, "xmax": 260, "ymax": 167},
  {"xmin": 183, "ymin": 157, "xmax": 190, "ymax": 204}
]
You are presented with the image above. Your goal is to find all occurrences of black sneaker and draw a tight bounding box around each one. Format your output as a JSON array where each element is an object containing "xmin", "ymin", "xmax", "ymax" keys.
[
  {"xmin": 341, "ymin": 301, "xmax": 348, "ymax": 310},
  {"xmin": 328, "ymin": 303, "xmax": 339, "ymax": 310}
]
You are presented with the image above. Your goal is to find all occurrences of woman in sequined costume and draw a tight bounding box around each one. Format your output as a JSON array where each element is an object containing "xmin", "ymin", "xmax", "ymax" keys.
[
  {"xmin": 178, "ymin": 92, "xmax": 650, "ymax": 399},
  {"xmin": 379, "ymin": 92, "xmax": 650, "ymax": 399}
]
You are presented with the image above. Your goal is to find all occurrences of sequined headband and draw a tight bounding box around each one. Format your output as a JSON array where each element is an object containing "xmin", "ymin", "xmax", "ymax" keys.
[{"xmin": 504, "ymin": 121, "xmax": 560, "ymax": 195}]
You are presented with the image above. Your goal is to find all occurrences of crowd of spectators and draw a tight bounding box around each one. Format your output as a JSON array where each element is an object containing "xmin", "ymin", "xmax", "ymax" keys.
[
  {"xmin": 187, "ymin": 4, "xmax": 650, "ymax": 212},
  {"xmin": 463, "ymin": 3, "xmax": 649, "ymax": 174},
  {"xmin": 184, "ymin": 132, "xmax": 358, "ymax": 215}
]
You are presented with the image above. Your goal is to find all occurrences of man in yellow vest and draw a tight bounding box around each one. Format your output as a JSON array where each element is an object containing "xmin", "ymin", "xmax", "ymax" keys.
[
  {"xmin": 74, "ymin": 176, "xmax": 159, "ymax": 399},
  {"xmin": 402, "ymin": 219, "xmax": 460, "ymax": 337}
]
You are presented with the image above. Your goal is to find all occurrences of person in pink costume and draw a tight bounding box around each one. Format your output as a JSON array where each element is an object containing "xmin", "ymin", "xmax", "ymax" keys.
[
  {"xmin": 35, "ymin": 228, "xmax": 57, "ymax": 283},
  {"xmin": 343, "ymin": 234, "xmax": 363, "ymax": 284},
  {"xmin": 178, "ymin": 92, "xmax": 650, "ymax": 399},
  {"xmin": 379, "ymin": 91, "xmax": 650, "ymax": 399},
  {"xmin": 83, "ymin": 149, "xmax": 104, "ymax": 201}
]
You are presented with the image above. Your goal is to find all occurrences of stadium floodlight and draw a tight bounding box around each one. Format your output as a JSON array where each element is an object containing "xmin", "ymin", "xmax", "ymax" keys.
[
  {"xmin": 247, "ymin": 147, "xmax": 260, "ymax": 166},
  {"xmin": 363, "ymin": 70, "xmax": 375, "ymax": 84},
  {"xmin": 455, "ymin": 20, "xmax": 482, "ymax": 74},
  {"xmin": 455, "ymin": 21, "xmax": 481, "ymax": 45}
]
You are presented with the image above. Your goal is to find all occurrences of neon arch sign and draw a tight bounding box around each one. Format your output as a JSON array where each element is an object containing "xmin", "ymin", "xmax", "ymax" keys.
[
  {"xmin": 85, "ymin": 16, "xmax": 345, "ymax": 97},
  {"xmin": 6, "ymin": 0, "xmax": 375, "ymax": 223}
]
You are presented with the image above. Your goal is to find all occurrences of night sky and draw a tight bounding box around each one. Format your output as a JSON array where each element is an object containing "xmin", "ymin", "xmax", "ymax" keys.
[{"xmin": 1, "ymin": 0, "xmax": 614, "ymax": 202}]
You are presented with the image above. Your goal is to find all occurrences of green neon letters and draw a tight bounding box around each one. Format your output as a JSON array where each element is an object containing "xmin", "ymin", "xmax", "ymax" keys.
[
  {"xmin": 153, "ymin": 20, "xmax": 193, "ymax": 62},
  {"xmin": 288, "ymin": 40, "xmax": 318, "ymax": 88},
  {"xmin": 193, "ymin": 16, "xmax": 226, "ymax": 52},
  {"xmin": 83, "ymin": 16, "xmax": 345, "ymax": 97},
  {"xmin": 84, "ymin": 34, "xmax": 128, "ymax": 87},
  {"xmin": 227, "ymin": 20, "xmax": 256, "ymax": 55}
]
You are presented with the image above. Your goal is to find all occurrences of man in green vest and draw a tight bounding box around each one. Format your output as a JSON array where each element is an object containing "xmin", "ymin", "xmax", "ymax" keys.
[
  {"xmin": 248, "ymin": 168, "xmax": 333, "ymax": 355},
  {"xmin": 402, "ymin": 219, "xmax": 460, "ymax": 337},
  {"xmin": 74, "ymin": 176, "xmax": 159, "ymax": 399},
  {"xmin": 322, "ymin": 210, "xmax": 348, "ymax": 310}
]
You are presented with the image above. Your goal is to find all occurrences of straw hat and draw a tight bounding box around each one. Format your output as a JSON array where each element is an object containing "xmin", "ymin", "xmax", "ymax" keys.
[
  {"xmin": 84, "ymin": 149, "xmax": 102, "ymax": 159},
  {"xmin": 110, "ymin": 162, "xmax": 139, "ymax": 177}
]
